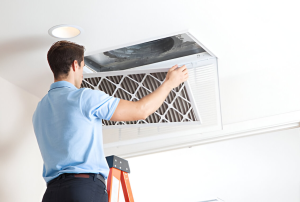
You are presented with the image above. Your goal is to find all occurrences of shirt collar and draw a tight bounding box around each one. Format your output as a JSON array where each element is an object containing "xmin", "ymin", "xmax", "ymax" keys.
[{"xmin": 49, "ymin": 81, "xmax": 78, "ymax": 91}]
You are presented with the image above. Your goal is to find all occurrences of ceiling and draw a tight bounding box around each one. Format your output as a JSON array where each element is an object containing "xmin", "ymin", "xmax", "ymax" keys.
[{"xmin": 0, "ymin": 0, "xmax": 299, "ymax": 126}]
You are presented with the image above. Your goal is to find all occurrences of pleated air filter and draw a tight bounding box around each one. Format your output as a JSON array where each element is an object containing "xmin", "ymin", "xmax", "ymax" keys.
[{"xmin": 81, "ymin": 68, "xmax": 201, "ymax": 128}]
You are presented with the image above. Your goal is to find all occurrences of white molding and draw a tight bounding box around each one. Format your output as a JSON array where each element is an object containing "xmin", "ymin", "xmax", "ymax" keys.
[{"xmin": 104, "ymin": 110, "xmax": 300, "ymax": 158}]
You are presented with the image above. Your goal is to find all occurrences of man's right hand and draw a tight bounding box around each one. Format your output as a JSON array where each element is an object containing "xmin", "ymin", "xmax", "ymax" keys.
[{"xmin": 164, "ymin": 64, "xmax": 189, "ymax": 89}]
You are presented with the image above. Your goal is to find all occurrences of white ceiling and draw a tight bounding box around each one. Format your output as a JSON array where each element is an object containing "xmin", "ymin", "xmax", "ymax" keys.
[{"xmin": 0, "ymin": 0, "xmax": 299, "ymax": 125}]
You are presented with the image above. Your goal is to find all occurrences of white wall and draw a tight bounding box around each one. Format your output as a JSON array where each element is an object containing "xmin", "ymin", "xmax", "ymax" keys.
[
  {"xmin": 122, "ymin": 127, "xmax": 300, "ymax": 202},
  {"xmin": 183, "ymin": 0, "xmax": 300, "ymax": 125},
  {"xmin": 0, "ymin": 76, "xmax": 45, "ymax": 201}
]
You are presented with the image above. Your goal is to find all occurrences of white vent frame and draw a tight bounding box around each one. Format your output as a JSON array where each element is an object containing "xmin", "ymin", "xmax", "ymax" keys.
[{"xmin": 82, "ymin": 31, "xmax": 223, "ymax": 156}]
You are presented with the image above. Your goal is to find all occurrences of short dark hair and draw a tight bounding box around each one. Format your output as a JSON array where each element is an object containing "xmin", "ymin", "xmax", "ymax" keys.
[{"xmin": 47, "ymin": 41, "xmax": 85, "ymax": 79}]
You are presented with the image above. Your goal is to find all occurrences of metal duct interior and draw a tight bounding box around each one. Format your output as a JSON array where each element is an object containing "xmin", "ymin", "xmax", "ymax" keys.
[{"xmin": 81, "ymin": 71, "xmax": 198, "ymax": 126}]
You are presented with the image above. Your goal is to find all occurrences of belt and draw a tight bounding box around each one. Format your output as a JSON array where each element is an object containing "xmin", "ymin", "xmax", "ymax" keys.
[{"xmin": 50, "ymin": 173, "xmax": 106, "ymax": 186}]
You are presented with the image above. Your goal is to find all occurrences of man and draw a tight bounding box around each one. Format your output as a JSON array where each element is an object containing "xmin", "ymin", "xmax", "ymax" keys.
[{"xmin": 32, "ymin": 40, "xmax": 189, "ymax": 202}]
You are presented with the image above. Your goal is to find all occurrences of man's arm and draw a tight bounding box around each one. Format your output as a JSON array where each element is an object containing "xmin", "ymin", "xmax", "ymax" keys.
[{"xmin": 110, "ymin": 64, "xmax": 189, "ymax": 122}]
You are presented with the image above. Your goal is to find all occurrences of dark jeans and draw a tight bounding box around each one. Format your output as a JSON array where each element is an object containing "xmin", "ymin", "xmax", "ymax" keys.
[{"xmin": 42, "ymin": 173, "xmax": 108, "ymax": 202}]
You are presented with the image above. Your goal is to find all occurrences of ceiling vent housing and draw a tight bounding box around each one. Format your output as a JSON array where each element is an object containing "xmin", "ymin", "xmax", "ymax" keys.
[{"xmin": 81, "ymin": 31, "xmax": 222, "ymax": 156}]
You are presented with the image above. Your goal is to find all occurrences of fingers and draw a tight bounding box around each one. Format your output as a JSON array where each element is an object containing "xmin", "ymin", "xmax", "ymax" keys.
[
  {"xmin": 169, "ymin": 64, "xmax": 187, "ymax": 72},
  {"xmin": 178, "ymin": 65, "xmax": 187, "ymax": 71},
  {"xmin": 183, "ymin": 67, "xmax": 189, "ymax": 76},
  {"xmin": 169, "ymin": 64, "xmax": 178, "ymax": 71},
  {"xmin": 184, "ymin": 75, "xmax": 189, "ymax": 81}
]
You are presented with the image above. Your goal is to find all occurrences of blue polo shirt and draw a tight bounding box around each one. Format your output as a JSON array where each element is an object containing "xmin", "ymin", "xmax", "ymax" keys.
[{"xmin": 32, "ymin": 81, "xmax": 120, "ymax": 184}]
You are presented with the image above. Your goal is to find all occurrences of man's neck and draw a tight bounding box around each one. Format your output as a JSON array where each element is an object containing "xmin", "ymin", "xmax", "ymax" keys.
[{"xmin": 54, "ymin": 77, "xmax": 77, "ymax": 88}]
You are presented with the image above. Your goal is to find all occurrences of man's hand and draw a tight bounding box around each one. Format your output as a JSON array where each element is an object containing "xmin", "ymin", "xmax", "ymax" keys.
[{"xmin": 164, "ymin": 64, "xmax": 189, "ymax": 89}]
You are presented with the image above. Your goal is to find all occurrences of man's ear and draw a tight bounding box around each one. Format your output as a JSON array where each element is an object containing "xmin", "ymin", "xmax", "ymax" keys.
[{"xmin": 71, "ymin": 60, "xmax": 78, "ymax": 72}]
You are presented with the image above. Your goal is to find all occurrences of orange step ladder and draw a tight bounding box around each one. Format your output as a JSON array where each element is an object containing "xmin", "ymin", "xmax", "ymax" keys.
[{"xmin": 106, "ymin": 155, "xmax": 134, "ymax": 202}]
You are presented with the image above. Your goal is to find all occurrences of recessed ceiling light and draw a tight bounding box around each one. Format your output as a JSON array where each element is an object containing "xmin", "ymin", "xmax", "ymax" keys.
[{"xmin": 48, "ymin": 24, "xmax": 83, "ymax": 39}]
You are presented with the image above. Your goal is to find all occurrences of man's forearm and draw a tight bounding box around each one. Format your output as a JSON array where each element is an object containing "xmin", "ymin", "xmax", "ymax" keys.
[{"xmin": 137, "ymin": 80, "xmax": 173, "ymax": 118}]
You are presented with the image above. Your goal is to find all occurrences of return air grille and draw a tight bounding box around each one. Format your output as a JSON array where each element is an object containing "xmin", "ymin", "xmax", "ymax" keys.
[{"xmin": 81, "ymin": 70, "xmax": 200, "ymax": 127}]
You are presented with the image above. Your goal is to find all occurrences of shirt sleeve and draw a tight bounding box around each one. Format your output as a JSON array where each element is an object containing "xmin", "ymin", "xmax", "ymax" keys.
[{"xmin": 80, "ymin": 88, "xmax": 120, "ymax": 121}]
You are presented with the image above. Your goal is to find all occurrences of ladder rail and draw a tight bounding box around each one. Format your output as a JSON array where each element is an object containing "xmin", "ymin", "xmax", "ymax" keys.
[{"xmin": 106, "ymin": 155, "xmax": 134, "ymax": 202}]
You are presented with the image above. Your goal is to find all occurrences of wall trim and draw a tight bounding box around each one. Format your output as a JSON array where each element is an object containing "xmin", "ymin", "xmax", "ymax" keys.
[{"xmin": 104, "ymin": 110, "xmax": 300, "ymax": 158}]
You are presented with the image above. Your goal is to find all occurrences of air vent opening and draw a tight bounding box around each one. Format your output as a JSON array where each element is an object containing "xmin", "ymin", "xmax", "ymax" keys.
[{"xmin": 84, "ymin": 33, "xmax": 207, "ymax": 73}]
